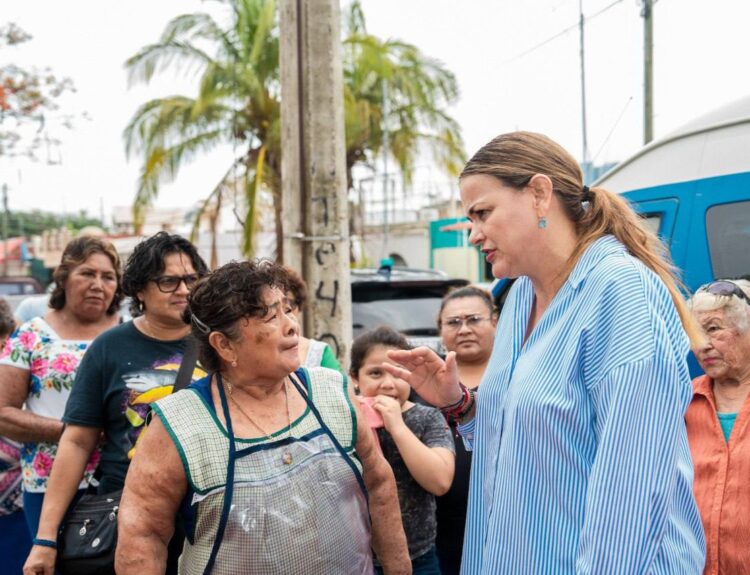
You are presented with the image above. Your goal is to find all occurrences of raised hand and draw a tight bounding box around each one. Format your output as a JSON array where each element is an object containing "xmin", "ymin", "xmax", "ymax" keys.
[{"xmin": 384, "ymin": 347, "xmax": 462, "ymax": 408}]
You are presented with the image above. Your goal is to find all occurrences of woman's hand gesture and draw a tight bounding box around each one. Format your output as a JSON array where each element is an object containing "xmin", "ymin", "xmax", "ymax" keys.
[{"xmin": 384, "ymin": 347, "xmax": 462, "ymax": 408}]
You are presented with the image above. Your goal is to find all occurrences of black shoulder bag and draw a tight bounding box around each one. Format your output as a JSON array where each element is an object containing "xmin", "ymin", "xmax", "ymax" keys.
[{"xmin": 57, "ymin": 337, "xmax": 199, "ymax": 575}]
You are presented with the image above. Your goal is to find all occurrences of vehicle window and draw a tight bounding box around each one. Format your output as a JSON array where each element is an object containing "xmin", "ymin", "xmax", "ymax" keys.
[
  {"xmin": 0, "ymin": 284, "xmax": 21, "ymax": 296},
  {"xmin": 352, "ymin": 298, "xmax": 442, "ymax": 339},
  {"xmin": 640, "ymin": 213, "xmax": 662, "ymax": 236},
  {"xmin": 706, "ymin": 201, "xmax": 750, "ymax": 279}
]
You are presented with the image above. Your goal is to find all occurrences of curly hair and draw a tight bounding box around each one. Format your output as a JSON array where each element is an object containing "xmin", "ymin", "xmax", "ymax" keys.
[
  {"xmin": 0, "ymin": 297, "xmax": 15, "ymax": 339},
  {"xmin": 49, "ymin": 236, "xmax": 123, "ymax": 315},
  {"xmin": 121, "ymin": 232, "xmax": 208, "ymax": 316},
  {"xmin": 185, "ymin": 259, "xmax": 294, "ymax": 373},
  {"xmin": 283, "ymin": 266, "xmax": 308, "ymax": 312},
  {"xmin": 437, "ymin": 285, "xmax": 496, "ymax": 328},
  {"xmin": 349, "ymin": 326, "xmax": 411, "ymax": 378}
]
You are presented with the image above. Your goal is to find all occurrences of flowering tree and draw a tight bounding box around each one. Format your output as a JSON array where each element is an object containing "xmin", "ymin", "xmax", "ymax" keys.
[{"xmin": 0, "ymin": 23, "xmax": 76, "ymax": 160}]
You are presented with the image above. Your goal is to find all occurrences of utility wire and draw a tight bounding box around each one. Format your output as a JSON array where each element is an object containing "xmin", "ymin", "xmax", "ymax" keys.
[
  {"xmin": 505, "ymin": 0, "xmax": 627, "ymax": 63},
  {"xmin": 591, "ymin": 95, "xmax": 633, "ymax": 164}
]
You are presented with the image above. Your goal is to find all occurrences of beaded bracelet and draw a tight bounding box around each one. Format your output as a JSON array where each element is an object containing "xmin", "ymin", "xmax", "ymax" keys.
[
  {"xmin": 456, "ymin": 388, "xmax": 476, "ymax": 420},
  {"xmin": 33, "ymin": 537, "xmax": 57, "ymax": 549},
  {"xmin": 441, "ymin": 383, "xmax": 472, "ymax": 419}
]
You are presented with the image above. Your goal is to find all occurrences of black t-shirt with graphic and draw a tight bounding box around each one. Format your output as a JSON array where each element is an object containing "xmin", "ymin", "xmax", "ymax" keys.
[{"xmin": 63, "ymin": 321, "xmax": 204, "ymax": 494}]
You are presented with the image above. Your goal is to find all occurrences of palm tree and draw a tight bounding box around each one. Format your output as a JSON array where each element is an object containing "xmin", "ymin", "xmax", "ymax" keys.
[
  {"xmin": 124, "ymin": 0, "xmax": 464, "ymax": 262},
  {"xmin": 124, "ymin": 0, "xmax": 280, "ymax": 259},
  {"xmin": 342, "ymin": 2, "xmax": 465, "ymax": 189}
]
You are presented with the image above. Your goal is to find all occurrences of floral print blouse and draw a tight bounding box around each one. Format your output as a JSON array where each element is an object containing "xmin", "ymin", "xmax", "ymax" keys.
[{"xmin": 0, "ymin": 317, "xmax": 100, "ymax": 493}]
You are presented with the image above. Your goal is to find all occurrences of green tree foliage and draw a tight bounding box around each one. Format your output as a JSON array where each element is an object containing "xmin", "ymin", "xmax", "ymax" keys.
[
  {"xmin": 5, "ymin": 209, "xmax": 103, "ymax": 238},
  {"xmin": 0, "ymin": 23, "xmax": 76, "ymax": 160},
  {"xmin": 124, "ymin": 0, "xmax": 465, "ymax": 261}
]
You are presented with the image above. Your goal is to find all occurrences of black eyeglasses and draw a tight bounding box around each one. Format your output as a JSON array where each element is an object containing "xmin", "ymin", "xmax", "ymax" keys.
[
  {"xmin": 698, "ymin": 280, "xmax": 750, "ymax": 306},
  {"xmin": 152, "ymin": 274, "xmax": 201, "ymax": 294}
]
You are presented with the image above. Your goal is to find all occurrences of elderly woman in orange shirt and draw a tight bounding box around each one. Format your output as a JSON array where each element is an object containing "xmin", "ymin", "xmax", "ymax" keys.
[{"xmin": 686, "ymin": 279, "xmax": 750, "ymax": 574}]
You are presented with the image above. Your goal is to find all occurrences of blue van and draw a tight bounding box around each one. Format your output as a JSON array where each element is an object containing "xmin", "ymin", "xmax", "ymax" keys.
[
  {"xmin": 490, "ymin": 97, "xmax": 750, "ymax": 376},
  {"xmin": 594, "ymin": 95, "xmax": 750, "ymax": 292},
  {"xmin": 490, "ymin": 96, "xmax": 750, "ymax": 302}
]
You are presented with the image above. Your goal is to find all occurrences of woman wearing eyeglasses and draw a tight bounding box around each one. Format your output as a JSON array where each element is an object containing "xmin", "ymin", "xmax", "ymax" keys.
[
  {"xmin": 385, "ymin": 132, "xmax": 706, "ymax": 574},
  {"xmin": 23, "ymin": 232, "xmax": 208, "ymax": 575},
  {"xmin": 686, "ymin": 279, "xmax": 750, "ymax": 574},
  {"xmin": 434, "ymin": 286, "xmax": 496, "ymax": 575}
]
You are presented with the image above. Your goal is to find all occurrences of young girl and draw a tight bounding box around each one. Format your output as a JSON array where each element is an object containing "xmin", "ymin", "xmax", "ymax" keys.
[{"xmin": 350, "ymin": 326, "xmax": 455, "ymax": 574}]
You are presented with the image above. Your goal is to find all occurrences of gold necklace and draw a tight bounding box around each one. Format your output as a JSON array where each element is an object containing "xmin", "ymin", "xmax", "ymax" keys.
[{"xmin": 223, "ymin": 376, "xmax": 294, "ymax": 465}]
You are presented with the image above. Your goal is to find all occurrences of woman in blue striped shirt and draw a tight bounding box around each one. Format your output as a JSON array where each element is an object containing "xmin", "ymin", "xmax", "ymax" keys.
[{"xmin": 387, "ymin": 132, "xmax": 706, "ymax": 574}]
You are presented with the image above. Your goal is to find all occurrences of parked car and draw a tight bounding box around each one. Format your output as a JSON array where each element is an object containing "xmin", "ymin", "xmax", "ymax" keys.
[
  {"xmin": 0, "ymin": 276, "xmax": 43, "ymax": 297},
  {"xmin": 351, "ymin": 266, "xmax": 468, "ymax": 353}
]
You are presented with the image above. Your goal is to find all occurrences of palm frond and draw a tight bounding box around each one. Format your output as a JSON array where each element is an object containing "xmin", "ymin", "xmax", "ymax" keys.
[
  {"xmin": 125, "ymin": 42, "xmax": 215, "ymax": 87},
  {"xmin": 123, "ymin": 96, "xmax": 233, "ymax": 158},
  {"xmin": 247, "ymin": 0, "xmax": 276, "ymax": 68},
  {"xmin": 130, "ymin": 128, "xmax": 227, "ymax": 231},
  {"xmin": 241, "ymin": 144, "xmax": 267, "ymax": 256},
  {"xmin": 160, "ymin": 12, "xmax": 228, "ymax": 46},
  {"xmin": 343, "ymin": 1, "xmax": 367, "ymax": 36}
]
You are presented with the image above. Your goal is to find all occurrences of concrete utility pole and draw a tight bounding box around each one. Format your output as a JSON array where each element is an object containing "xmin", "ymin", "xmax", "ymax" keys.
[
  {"xmin": 579, "ymin": 0, "xmax": 589, "ymax": 181},
  {"xmin": 381, "ymin": 79, "xmax": 390, "ymax": 260},
  {"xmin": 280, "ymin": 0, "xmax": 353, "ymax": 368},
  {"xmin": 642, "ymin": 0, "xmax": 654, "ymax": 144}
]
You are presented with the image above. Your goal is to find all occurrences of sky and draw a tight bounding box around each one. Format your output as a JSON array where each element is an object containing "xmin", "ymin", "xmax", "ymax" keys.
[{"xmin": 3, "ymin": 0, "xmax": 750, "ymax": 224}]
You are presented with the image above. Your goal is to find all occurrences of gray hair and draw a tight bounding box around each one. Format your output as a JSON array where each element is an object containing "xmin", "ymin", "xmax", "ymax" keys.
[{"xmin": 688, "ymin": 279, "xmax": 750, "ymax": 333}]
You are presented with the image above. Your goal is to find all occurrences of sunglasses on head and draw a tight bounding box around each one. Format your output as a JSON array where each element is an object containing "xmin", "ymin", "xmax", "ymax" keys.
[{"xmin": 698, "ymin": 280, "xmax": 750, "ymax": 306}]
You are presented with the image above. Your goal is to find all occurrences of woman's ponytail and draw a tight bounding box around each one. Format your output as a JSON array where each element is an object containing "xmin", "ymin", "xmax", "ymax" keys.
[
  {"xmin": 461, "ymin": 131, "xmax": 702, "ymax": 347},
  {"xmin": 573, "ymin": 187, "xmax": 703, "ymax": 347}
]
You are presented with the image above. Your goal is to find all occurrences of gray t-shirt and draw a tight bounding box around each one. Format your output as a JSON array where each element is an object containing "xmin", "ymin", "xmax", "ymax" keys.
[{"xmin": 376, "ymin": 403, "xmax": 454, "ymax": 561}]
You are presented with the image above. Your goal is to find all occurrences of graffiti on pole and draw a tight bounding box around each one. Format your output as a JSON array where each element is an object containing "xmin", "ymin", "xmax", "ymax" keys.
[{"xmin": 315, "ymin": 279, "xmax": 339, "ymax": 317}]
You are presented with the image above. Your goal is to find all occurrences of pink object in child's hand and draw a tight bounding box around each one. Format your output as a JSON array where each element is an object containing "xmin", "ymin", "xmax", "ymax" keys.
[{"xmin": 358, "ymin": 396, "xmax": 384, "ymax": 428}]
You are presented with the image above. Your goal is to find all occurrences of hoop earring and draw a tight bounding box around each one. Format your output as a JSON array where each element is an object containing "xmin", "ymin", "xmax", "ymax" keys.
[{"xmin": 538, "ymin": 217, "xmax": 547, "ymax": 229}]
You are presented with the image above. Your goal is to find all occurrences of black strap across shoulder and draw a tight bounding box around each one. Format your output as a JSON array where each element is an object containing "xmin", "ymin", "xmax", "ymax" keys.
[{"xmin": 174, "ymin": 336, "xmax": 199, "ymax": 393}]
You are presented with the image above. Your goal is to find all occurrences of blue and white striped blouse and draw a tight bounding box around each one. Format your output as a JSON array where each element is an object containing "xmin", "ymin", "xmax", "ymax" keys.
[{"xmin": 457, "ymin": 235, "xmax": 705, "ymax": 574}]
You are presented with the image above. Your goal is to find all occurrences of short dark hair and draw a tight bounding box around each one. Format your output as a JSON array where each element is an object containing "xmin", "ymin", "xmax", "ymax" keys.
[
  {"xmin": 437, "ymin": 285, "xmax": 495, "ymax": 328},
  {"xmin": 121, "ymin": 232, "xmax": 208, "ymax": 316},
  {"xmin": 0, "ymin": 297, "xmax": 15, "ymax": 339},
  {"xmin": 349, "ymin": 326, "xmax": 411, "ymax": 378},
  {"xmin": 283, "ymin": 266, "xmax": 308, "ymax": 312},
  {"xmin": 49, "ymin": 236, "xmax": 124, "ymax": 315},
  {"xmin": 185, "ymin": 259, "xmax": 293, "ymax": 373}
]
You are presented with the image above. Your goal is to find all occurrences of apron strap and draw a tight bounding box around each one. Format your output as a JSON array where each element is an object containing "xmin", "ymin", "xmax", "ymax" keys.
[
  {"xmin": 289, "ymin": 372, "xmax": 368, "ymax": 498},
  {"xmin": 203, "ymin": 373, "xmax": 237, "ymax": 575}
]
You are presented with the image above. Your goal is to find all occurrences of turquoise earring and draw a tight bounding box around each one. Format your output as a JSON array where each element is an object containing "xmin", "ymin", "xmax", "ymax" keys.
[{"xmin": 538, "ymin": 217, "xmax": 547, "ymax": 229}]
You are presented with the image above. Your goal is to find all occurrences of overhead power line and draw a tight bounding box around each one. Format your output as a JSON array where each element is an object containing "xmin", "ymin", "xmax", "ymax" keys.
[
  {"xmin": 506, "ymin": 0, "xmax": 626, "ymax": 63},
  {"xmin": 592, "ymin": 95, "xmax": 633, "ymax": 164}
]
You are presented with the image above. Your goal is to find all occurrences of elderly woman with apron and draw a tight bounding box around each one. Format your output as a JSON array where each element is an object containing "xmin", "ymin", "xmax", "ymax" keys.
[{"xmin": 115, "ymin": 260, "xmax": 410, "ymax": 575}]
